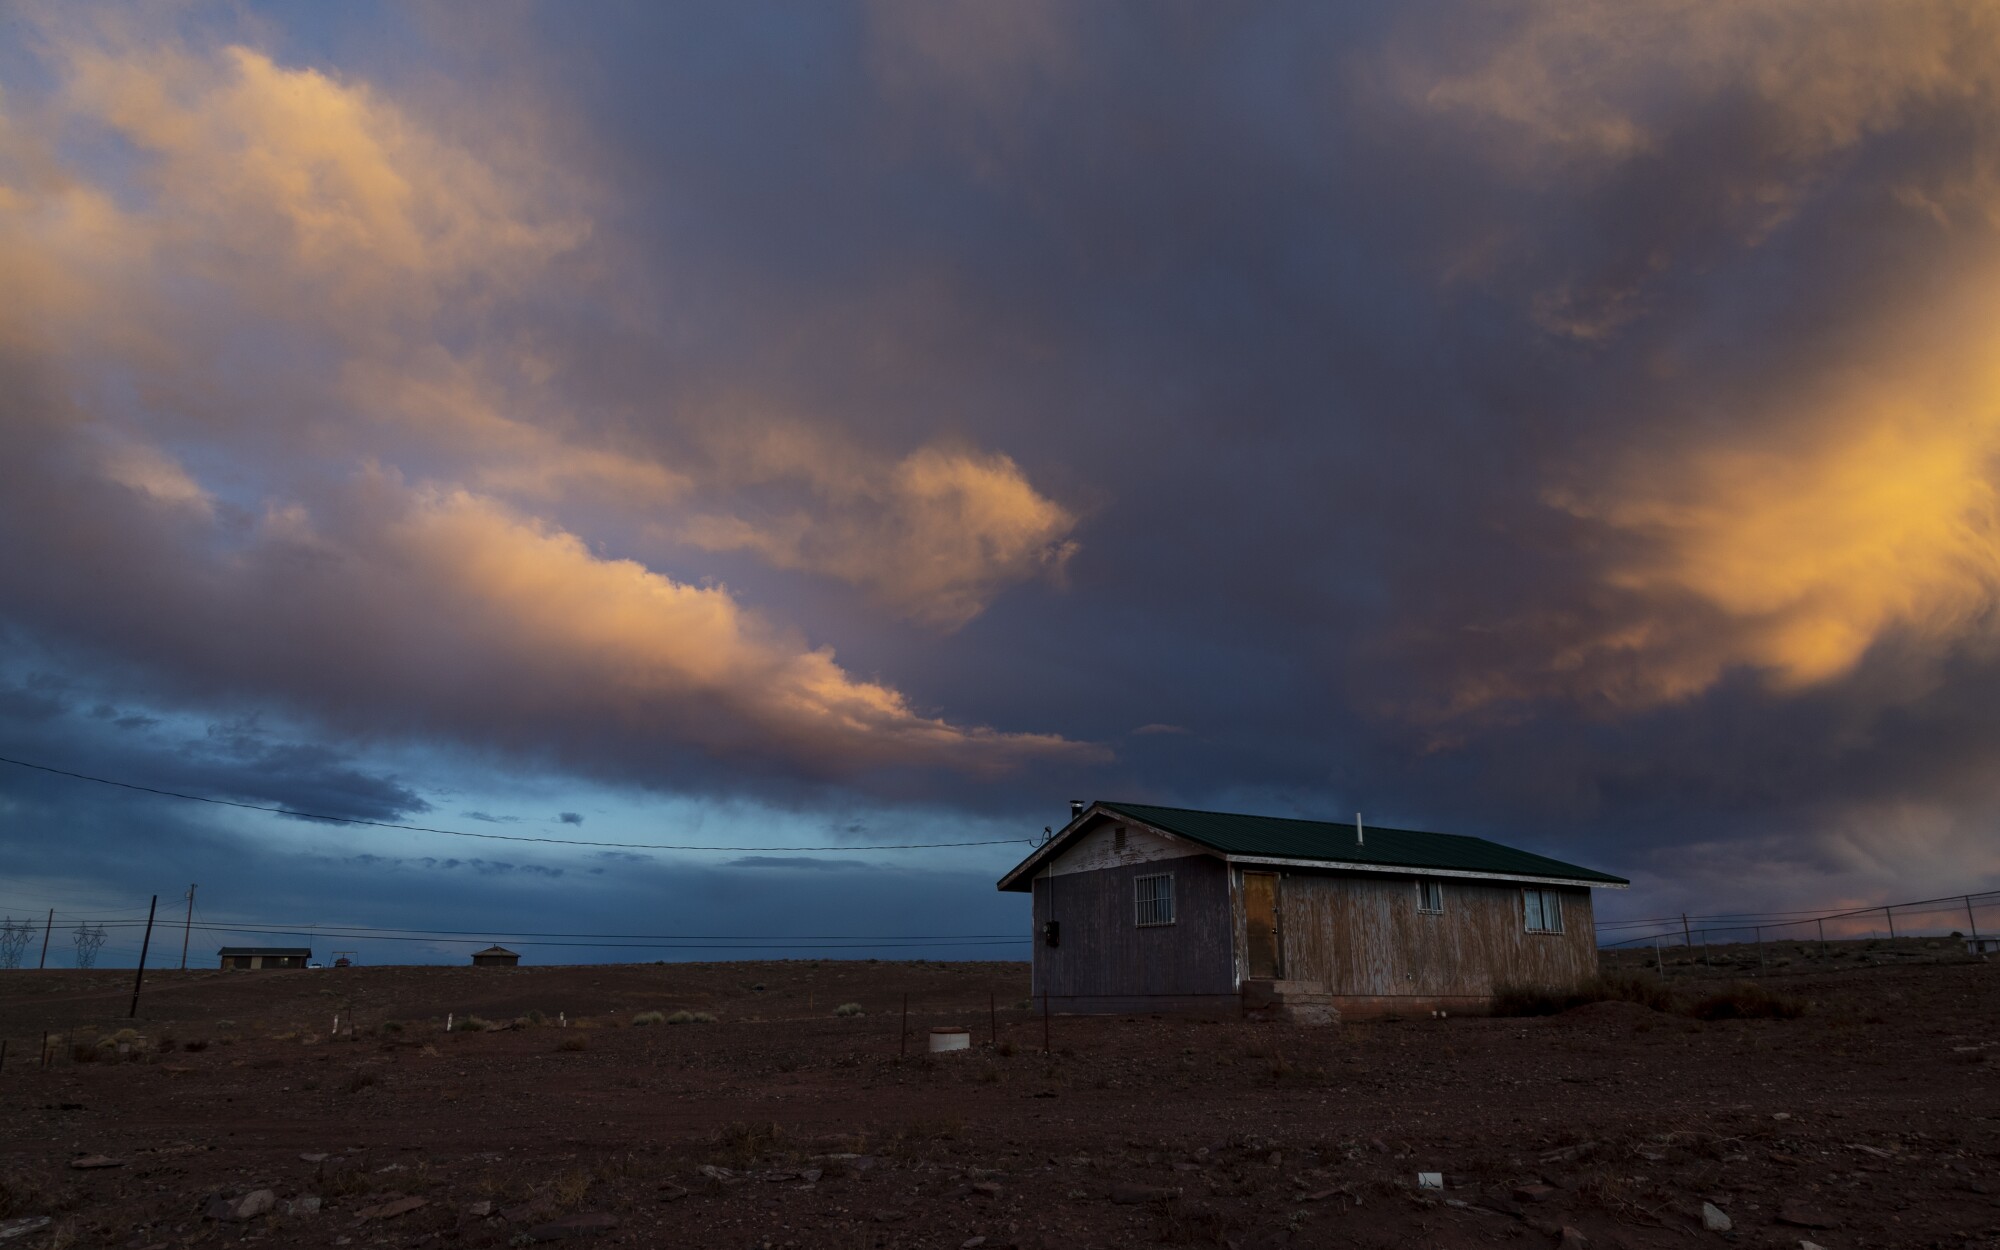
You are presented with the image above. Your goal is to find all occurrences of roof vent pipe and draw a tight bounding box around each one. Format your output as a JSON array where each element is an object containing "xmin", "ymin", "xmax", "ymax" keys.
[
  {"xmin": 1355, "ymin": 812, "xmax": 1364, "ymax": 846},
  {"xmin": 1069, "ymin": 799, "xmax": 1084, "ymax": 820}
]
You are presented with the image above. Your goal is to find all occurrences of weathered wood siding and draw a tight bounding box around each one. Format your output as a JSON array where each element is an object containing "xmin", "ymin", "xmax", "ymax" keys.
[
  {"xmin": 1046, "ymin": 817, "xmax": 1191, "ymax": 878},
  {"xmin": 1031, "ymin": 855, "xmax": 1235, "ymax": 1010},
  {"xmin": 1244, "ymin": 869, "xmax": 1597, "ymax": 998}
]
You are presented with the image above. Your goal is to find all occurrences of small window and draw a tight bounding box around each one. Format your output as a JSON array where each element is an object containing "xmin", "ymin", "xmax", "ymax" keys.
[
  {"xmin": 1113, "ymin": 826, "xmax": 1128, "ymax": 851},
  {"xmin": 1523, "ymin": 888, "xmax": 1565, "ymax": 934},
  {"xmin": 1135, "ymin": 873, "xmax": 1175, "ymax": 926},
  {"xmin": 1416, "ymin": 879, "xmax": 1443, "ymax": 914}
]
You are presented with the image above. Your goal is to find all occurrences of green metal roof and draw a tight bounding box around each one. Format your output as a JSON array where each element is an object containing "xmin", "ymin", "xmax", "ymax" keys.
[{"xmin": 1099, "ymin": 802, "xmax": 1628, "ymax": 886}]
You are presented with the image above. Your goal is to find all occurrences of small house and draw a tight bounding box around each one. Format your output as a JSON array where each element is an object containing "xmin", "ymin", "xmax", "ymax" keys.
[
  {"xmin": 1966, "ymin": 936, "xmax": 2000, "ymax": 956},
  {"xmin": 998, "ymin": 801, "xmax": 1628, "ymax": 1020},
  {"xmin": 471, "ymin": 944, "xmax": 521, "ymax": 967},
  {"xmin": 217, "ymin": 946, "xmax": 312, "ymax": 970}
]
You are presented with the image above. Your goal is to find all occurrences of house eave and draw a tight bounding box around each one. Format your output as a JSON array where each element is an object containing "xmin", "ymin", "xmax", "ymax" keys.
[{"xmin": 1222, "ymin": 854, "xmax": 1629, "ymax": 889}]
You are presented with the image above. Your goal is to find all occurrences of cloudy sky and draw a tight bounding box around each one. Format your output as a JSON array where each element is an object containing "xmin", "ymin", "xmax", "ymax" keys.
[{"xmin": 4, "ymin": 1, "xmax": 1999, "ymax": 966}]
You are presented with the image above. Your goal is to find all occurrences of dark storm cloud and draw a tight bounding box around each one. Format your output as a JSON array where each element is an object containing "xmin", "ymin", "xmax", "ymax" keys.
[
  {"xmin": 2, "ymin": 1, "xmax": 1999, "ymax": 930},
  {"xmin": 0, "ymin": 666, "xmax": 428, "ymax": 826},
  {"xmin": 722, "ymin": 856, "xmax": 872, "ymax": 872}
]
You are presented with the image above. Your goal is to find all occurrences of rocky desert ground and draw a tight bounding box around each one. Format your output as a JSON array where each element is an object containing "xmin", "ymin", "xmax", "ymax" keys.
[{"xmin": 1, "ymin": 940, "xmax": 1995, "ymax": 1249}]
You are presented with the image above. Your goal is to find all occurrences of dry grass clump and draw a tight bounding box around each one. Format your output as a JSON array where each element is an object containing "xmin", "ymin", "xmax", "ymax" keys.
[
  {"xmin": 0, "ymin": 1169, "xmax": 58, "ymax": 1219},
  {"xmin": 556, "ymin": 1034, "xmax": 587, "ymax": 1052},
  {"xmin": 667, "ymin": 1010, "xmax": 715, "ymax": 1024},
  {"xmin": 710, "ymin": 1121, "xmax": 784, "ymax": 1169},
  {"xmin": 632, "ymin": 1011, "xmax": 666, "ymax": 1026},
  {"xmin": 453, "ymin": 1015, "xmax": 498, "ymax": 1033},
  {"xmin": 1492, "ymin": 973, "xmax": 1803, "ymax": 1020},
  {"xmin": 832, "ymin": 1002, "xmax": 865, "ymax": 1017},
  {"xmin": 1491, "ymin": 973, "xmax": 1676, "ymax": 1017},
  {"xmin": 549, "ymin": 1167, "xmax": 593, "ymax": 1210}
]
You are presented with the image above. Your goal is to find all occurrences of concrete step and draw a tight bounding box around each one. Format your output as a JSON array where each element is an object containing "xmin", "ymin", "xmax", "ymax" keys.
[{"xmin": 1241, "ymin": 979, "xmax": 1336, "ymax": 1020}]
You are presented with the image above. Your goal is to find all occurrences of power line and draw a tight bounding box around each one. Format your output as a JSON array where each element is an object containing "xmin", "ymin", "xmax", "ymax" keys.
[
  {"xmin": 85, "ymin": 920, "xmax": 1023, "ymax": 941},
  {"xmin": 0, "ymin": 754, "xmax": 1033, "ymax": 851}
]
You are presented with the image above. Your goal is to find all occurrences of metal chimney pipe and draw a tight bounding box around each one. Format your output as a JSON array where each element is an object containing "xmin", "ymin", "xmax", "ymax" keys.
[
  {"xmin": 1355, "ymin": 812, "xmax": 1364, "ymax": 846},
  {"xmin": 1069, "ymin": 799, "xmax": 1084, "ymax": 820}
]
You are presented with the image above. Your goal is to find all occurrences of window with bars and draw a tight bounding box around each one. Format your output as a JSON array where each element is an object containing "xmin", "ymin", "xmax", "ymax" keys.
[
  {"xmin": 1416, "ymin": 879, "xmax": 1444, "ymax": 914},
  {"xmin": 1135, "ymin": 873, "xmax": 1175, "ymax": 926},
  {"xmin": 1522, "ymin": 888, "xmax": 1565, "ymax": 934}
]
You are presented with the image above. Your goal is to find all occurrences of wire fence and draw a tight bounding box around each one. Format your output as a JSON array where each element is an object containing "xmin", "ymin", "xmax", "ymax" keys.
[{"xmin": 1594, "ymin": 887, "xmax": 1999, "ymax": 955}]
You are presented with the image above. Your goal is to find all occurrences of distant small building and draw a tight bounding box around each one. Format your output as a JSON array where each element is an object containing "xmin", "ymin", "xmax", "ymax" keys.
[
  {"xmin": 471, "ymin": 944, "xmax": 521, "ymax": 967},
  {"xmin": 1967, "ymin": 937, "xmax": 2000, "ymax": 955},
  {"xmin": 218, "ymin": 946, "xmax": 311, "ymax": 970}
]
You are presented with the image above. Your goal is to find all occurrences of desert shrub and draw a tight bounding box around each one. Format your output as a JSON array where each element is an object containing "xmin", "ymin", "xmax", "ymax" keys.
[
  {"xmin": 1490, "ymin": 973, "xmax": 1674, "ymax": 1017},
  {"xmin": 632, "ymin": 1011, "xmax": 666, "ymax": 1027},
  {"xmin": 996, "ymin": 1038, "xmax": 1017, "ymax": 1057},
  {"xmin": 455, "ymin": 1016, "xmax": 496, "ymax": 1033},
  {"xmin": 379, "ymin": 1020, "xmax": 404, "ymax": 1035},
  {"xmin": 549, "ymin": 1168, "xmax": 593, "ymax": 1210},
  {"xmin": 1687, "ymin": 982, "xmax": 1806, "ymax": 1021},
  {"xmin": 112, "ymin": 1028, "xmax": 140, "ymax": 1044},
  {"xmin": 710, "ymin": 1121, "xmax": 782, "ymax": 1168},
  {"xmin": 666, "ymin": 1010, "xmax": 695, "ymax": 1024},
  {"xmin": 182, "ymin": 1039, "xmax": 209, "ymax": 1053},
  {"xmin": 69, "ymin": 1043, "xmax": 99, "ymax": 1064},
  {"xmin": 1014, "ymin": 999, "xmax": 1034, "ymax": 1011},
  {"xmin": 689, "ymin": 1011, "xmax": 716, "ymax": 1023},
  {"xmin": 526, "ymin": 1009, "xmax": 546, "ymax": 1025},
  {"xmin": 341, "ymin": 1066, "xmax": 380, "ymax": 1094},
  {"xmin": 556, "ymin": 1034, "xmax": 587, "ymax": 1052},
  {"xmin": 0, "ymin": 1170, "xmax": 53, "ymax": 1219},
  {"xmin": 833, "ymin": 1002, "xmax": 864, "ymax": 1017},
  {"xmin": 751, "ymin": 983, "xmax": 766, "ymax": 992}
]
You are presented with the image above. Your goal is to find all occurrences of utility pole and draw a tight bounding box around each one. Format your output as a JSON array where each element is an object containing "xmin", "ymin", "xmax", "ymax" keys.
[
  {"xmin": 179, "ymin": 885, "xmax": 197, "ymax": 970},
  {"xmin": 1969, "ymin": 896, "xmax": 1982, "ymax": 943},
  {"xmin": 37, "ymin": 908, "xmax": 51, "ymax": 969},
  {"xmin": 128, "ymin": 894, "xmax": 157, "ymax": 1019}
]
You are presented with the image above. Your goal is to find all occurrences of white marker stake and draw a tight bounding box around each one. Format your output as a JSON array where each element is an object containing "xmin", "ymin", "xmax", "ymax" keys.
[{"xmin": 447, "ymin": 1012, "xmax": 453, "ymax": 1032}]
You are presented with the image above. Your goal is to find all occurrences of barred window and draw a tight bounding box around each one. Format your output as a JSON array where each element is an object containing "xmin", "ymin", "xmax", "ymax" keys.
[
  {"xmin": 1416, "ymin": 879, "xmax": 1444, "ymax": 914},
  {"xmin": 1135, "ymin": 873, "xmax": 1175, "ymax": 927},
  {"xmin": 1523, "ymin": 888, "xmax": 1565, "ymax": 934}
]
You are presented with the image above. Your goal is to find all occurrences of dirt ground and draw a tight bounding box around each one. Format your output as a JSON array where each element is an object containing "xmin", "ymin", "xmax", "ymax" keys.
[{"xmin": 1, "ymin": 944, "xmax": 1996, "ymax": 1250}]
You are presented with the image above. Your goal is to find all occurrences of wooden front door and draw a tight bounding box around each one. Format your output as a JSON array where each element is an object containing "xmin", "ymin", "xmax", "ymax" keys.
[{"xmin": 1244, "ymin": 872, "xmax": 1283, "ymax": 979}]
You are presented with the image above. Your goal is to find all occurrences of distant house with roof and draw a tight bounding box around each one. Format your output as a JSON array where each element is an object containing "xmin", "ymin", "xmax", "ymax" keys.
[
  {"xmin": 217, "ymin": 946, "xmax": 312, "ymax": 970},
  {"xmin": 471, "ymin": 944, "xmax": 521, "ymax": 967},
  {"xmin": 997, "ymin": 801, "xmax": 1627, "ymax": 1020}
]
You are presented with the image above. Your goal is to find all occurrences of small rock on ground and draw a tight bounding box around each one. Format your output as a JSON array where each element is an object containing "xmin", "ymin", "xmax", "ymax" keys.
[
  {"xmin": 523, "ymin": 1212, "xmax": 619, "ymax": 1241},
  {"xmin": 0, "ymin": 1217, "xmax": 53, "ymax": 1242},
  {"xmin": 1701, "ymin": 1201, "xmax": 1732, "ymax": 1232},
  {"xmin": 1776, "ymin": 1201, "xmax": 1836, "ymax": 1229},
  {"xmin": 356, "ymin": 1195, "xmax": 427, "ymax": 1220}
]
